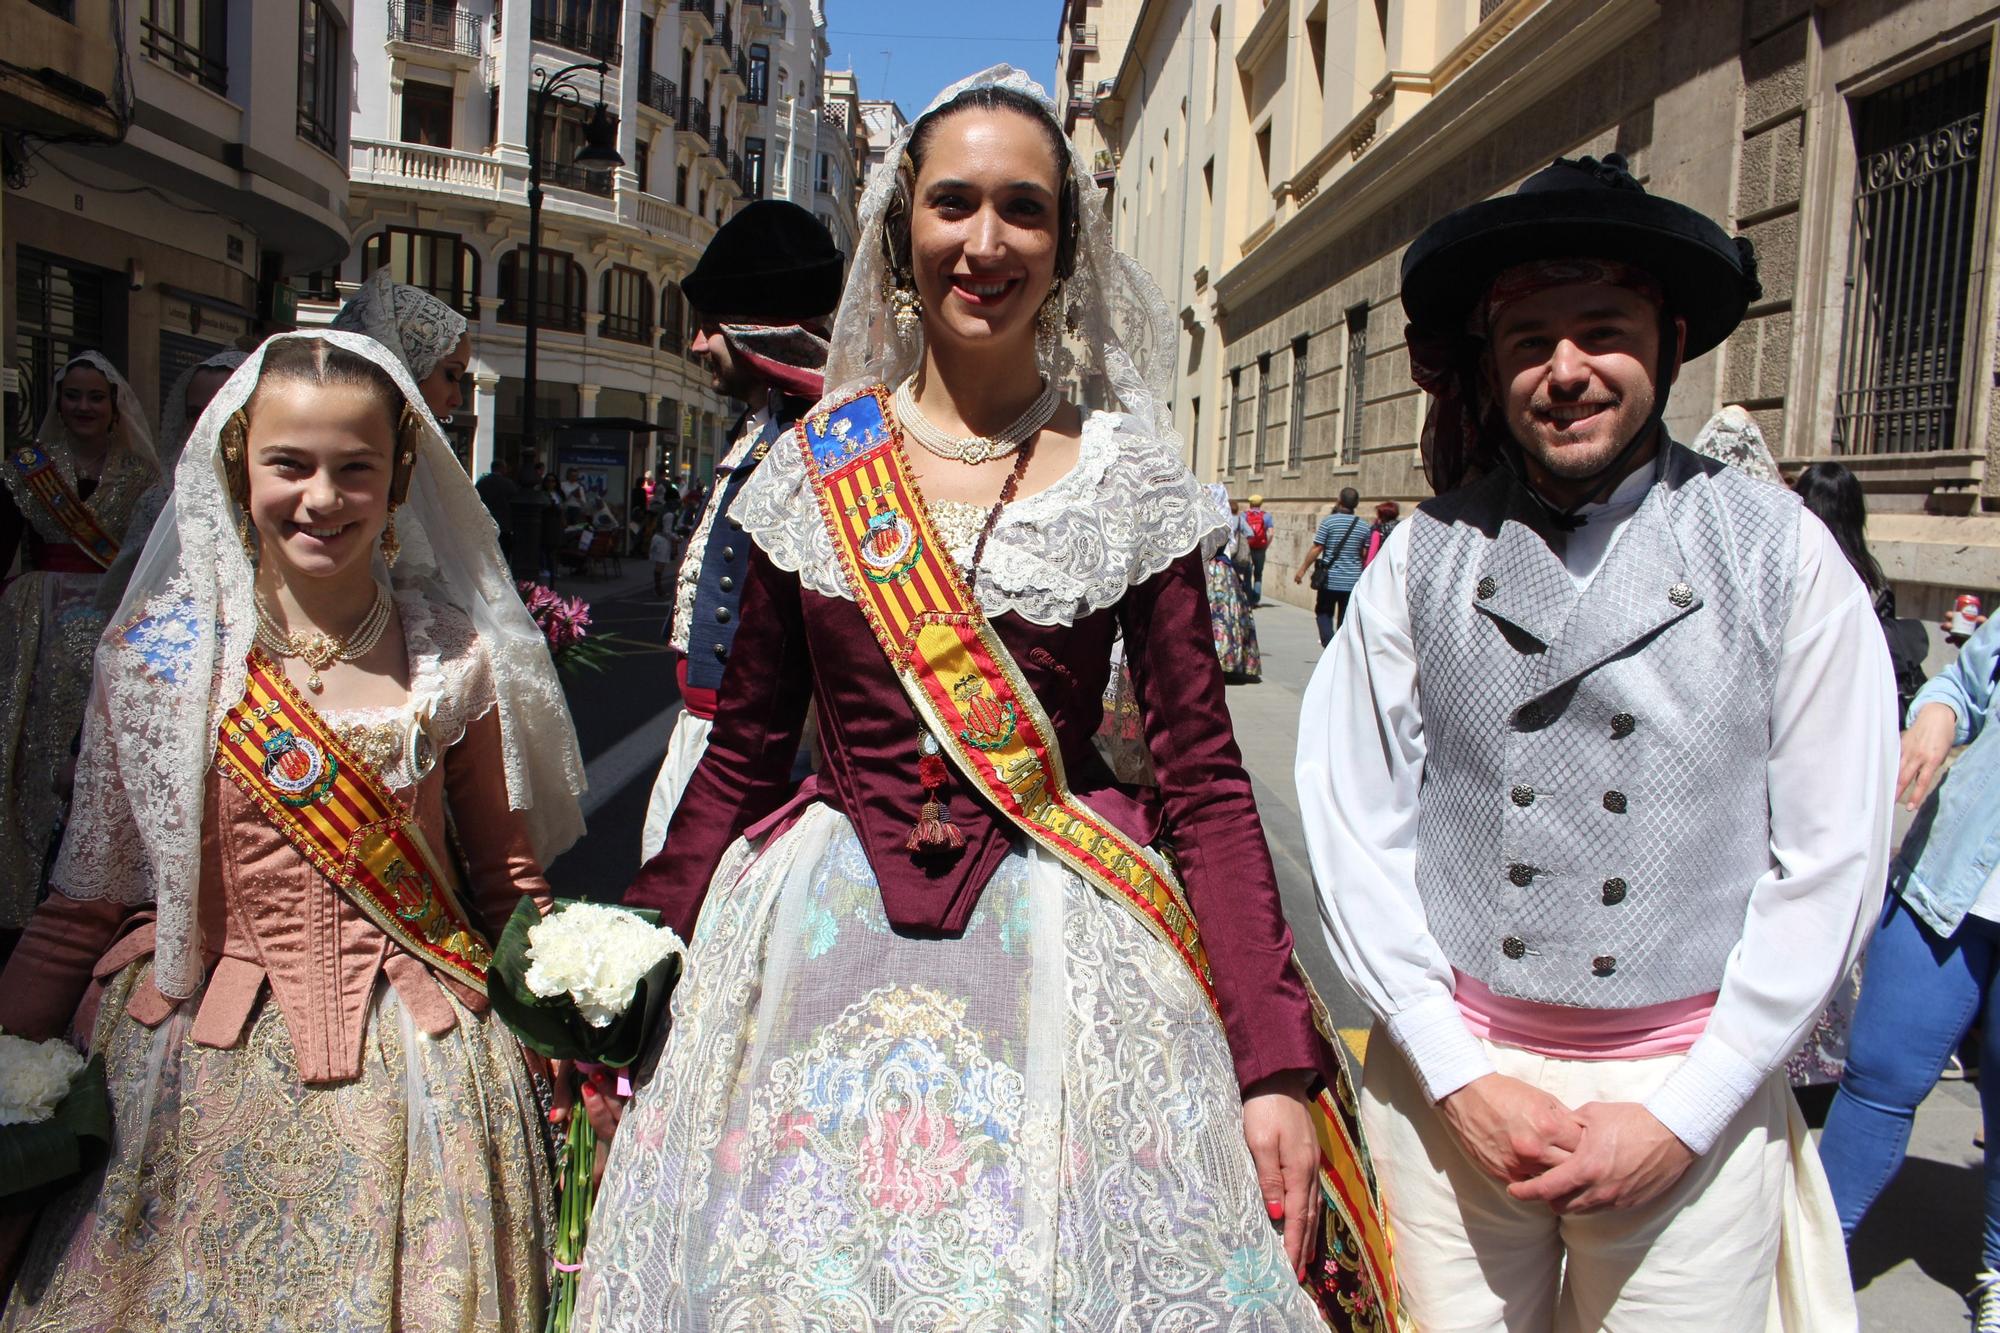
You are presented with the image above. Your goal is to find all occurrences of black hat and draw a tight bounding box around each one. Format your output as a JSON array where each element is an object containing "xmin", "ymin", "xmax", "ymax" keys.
[
  {"xmin": 1400, "ymin": 155, "xmax": 1760, "ymax": 359},
  {"xmin": 682, "ymin": 200, "xmax": 844, "ymax": 322}
]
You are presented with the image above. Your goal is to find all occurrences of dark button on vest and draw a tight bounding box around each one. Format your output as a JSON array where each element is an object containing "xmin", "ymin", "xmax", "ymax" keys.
[
  {"xmin": 1610, "ymin": 711, "xmax": 1636, "ymax": 738},
  {"xmin": 719, "ymin": 575, "xmax": 734, "ymax": 592},
  {"xmin": 1601, "ymin": 877, "xmax": 1628, "ymax": 905},
  {"xmin": 1603, "ymin": 790, "xmax": 1628, "ymax": 814},
  {"xmin": 1477, "ymin": 576, "xmax": 1498, "ymax": 600},
  {"xmin": 684, "ymin": 413, "xmax": 786, "ymax": 694},
  {"xmin": 1507, "ymin": 863, "xmax": 1535, "ymax": 887},
  {"xmin": 1592, "ymin": 955, "xmax": 1618, "ymax": 977},
  {"xmin": 1510, "ymin": 784, "xmax": 1536, "ymax": 807},
  {"xmin": 1515, "ymin": 703, "xmax": 1546, "ymax": 730},
  {"xmin": 1502, "ymin": 936, "xmax": 1528, "ymax": 960}
]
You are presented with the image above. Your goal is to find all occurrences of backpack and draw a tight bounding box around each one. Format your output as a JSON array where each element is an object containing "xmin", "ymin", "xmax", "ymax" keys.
[{"xmin": 1244, "ymin": 509, "xmax": 1272, "ymax": 549}]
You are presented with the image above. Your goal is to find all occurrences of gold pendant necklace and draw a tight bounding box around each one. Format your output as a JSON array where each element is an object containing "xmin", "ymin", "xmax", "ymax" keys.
[{"xmin": 254, "ymin": 585, "xmax": 393, "ymax": 691}]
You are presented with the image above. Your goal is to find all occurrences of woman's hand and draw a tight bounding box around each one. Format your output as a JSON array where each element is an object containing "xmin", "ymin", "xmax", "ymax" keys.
[
  {"xmin": 549, "ymin": 1064, "xmax": 630, "ymax": 1185},
  {"xmin": 1242, "ymin": 1071, "xmax": 1320, "ymax": 1279},
  {"xmin": 1898, "ymin": 702, "xmax": 1959, "ymax": 810}
]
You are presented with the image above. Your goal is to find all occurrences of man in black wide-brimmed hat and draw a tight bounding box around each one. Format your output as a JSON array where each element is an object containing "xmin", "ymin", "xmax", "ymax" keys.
[
  {"xmin": 639, "ymin": 200, "xmax": 843, "ymax": 861},
  {"xmin": 1297, "ymin": 155, "xmax": 1895, "ymax": 1328}
]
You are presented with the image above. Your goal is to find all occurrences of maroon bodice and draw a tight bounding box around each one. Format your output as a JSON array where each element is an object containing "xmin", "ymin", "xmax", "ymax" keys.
[{"xmin": 627, "ymin": 544, "xmax": 1323, "ymax": 1091}]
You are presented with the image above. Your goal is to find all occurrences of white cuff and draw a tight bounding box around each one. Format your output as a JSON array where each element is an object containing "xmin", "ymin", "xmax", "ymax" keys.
[
  {"xmin": 1384, "ymin": 994, "xmax": 1495, "ymax": 1103},
  {"xmin": 1643, "ymin": 1033, "xmax": 1765, "ymax": 1155}
]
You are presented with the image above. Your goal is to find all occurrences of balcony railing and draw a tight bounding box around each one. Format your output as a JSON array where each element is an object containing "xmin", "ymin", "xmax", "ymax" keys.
[
  {"xmin": 140, "ymin": 17, "xmax": 226, "ymax": 93},
  {"xmin": 388, "ymin": 1, "xmax": 482, "ymax": 56},
  {"xmin": 530, "ymin": 16, "xmax": 621, "ymax": 66},
  {"xmin": 707, "ymin": 18, "xmax": 734, "ymax": 56},
  {"xmin": 1070, "ymin": 24, "xmax": 1097, "ymax": 50},
  {"xmin": 1068, "ymin": 81, "xmax": 1094, "ymax": 114},
  {"xmin": 354, "ymin": 137, "xmax": 507, "ymax": 193},
  {"xmin": 639, "ymin": 72, "xmax": 679, "ymax": 119},
  {"xmin": 679, "ymin": 0, "xmax": 714, "ymax": 28},
  {"xmin": 681, "ymin": 97, "xmax": 710, "ymax": 144},
  {"xmin": 712, "ymin": 136, "xmax": 733, "ymax": 174},
  {"xmin": 736, "ymin": 154, "xmax": 762, "ymax": 198},
  {"xmin": 542, "ymin": 159, "xmax": 614, "ymax": 196}
]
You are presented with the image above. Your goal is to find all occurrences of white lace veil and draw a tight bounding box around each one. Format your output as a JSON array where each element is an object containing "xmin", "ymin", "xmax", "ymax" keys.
[
  {"xmin": 55, "ymin": 331, "xmax": 585, "ymax": 1000},
  {"xmin": 36, "ymin": 350, "xmax": 159, "ymax": 474},
  {"xmin": 1689, "ymin": 404, "xmax": 1783, "ymax": 486},
  {"xmin": 158, "ymin": 348, "xmax": 250, "ymax": 475},
  {"xmin": 330, "ymin": 270, "xmax": 470, "ymax": 383},
  {"xmin": 818, "ymin": 65, "xmax": 1178, "ymax": 441}
]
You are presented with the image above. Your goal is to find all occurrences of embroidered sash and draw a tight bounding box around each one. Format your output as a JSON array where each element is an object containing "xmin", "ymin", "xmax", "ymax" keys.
[
  {"xmin": 799, "ymin": 387, "xmax": 1404, "ymax": 1332},
  {"xmin": 215, "ymin": 651, "xmax": 491, "ymax": 994},
  {"xmin": 7, "ymin": 443, "xmax": 119, "ymax": 569}
]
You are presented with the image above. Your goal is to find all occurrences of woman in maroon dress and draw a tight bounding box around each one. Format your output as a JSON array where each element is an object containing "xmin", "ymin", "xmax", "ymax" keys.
[{"xmin": 576, "ymin": 67, "xmax": 1390, "ymax": 1331}]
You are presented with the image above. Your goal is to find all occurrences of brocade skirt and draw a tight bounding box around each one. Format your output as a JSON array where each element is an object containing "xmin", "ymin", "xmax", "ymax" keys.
[
  {"xmin": 1, "ymin": 961, "xmax": 553, "ymax": 1332},
  {"xmin": 575, "ymin": 804, "xmax": 1324, "ymax": 1331},
  {"xmin": 1206, "ymin": 555, "xmax": 1262, "ymax": 684}
]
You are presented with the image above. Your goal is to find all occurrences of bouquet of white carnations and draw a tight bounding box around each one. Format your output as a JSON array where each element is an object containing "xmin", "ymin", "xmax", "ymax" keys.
[
  {"xmin": 0, "ymin": 1030, "xmax": 110, "ymax": 1209},
  {"xmin": 487, "ymin": 898, "xmax": 686, "ymax": 1333}
]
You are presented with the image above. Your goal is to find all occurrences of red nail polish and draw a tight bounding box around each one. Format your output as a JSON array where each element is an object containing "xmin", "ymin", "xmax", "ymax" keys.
[{"xmin": 1266, "ymin": 1200, "xmax": 1284, "ymax": 1221}]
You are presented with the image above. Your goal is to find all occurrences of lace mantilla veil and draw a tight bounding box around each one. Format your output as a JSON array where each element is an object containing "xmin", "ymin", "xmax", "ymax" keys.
[
  {"xmin": 36, "ymin": 350, "xmax": 159, "ymax": 474},
  {"xmin": 330, "ymin": 270, "xmax": 469, "ymax": 383},
  {"xmin": 55, "ymin": 331, "xmax": 585, "ymax": 1000},
  {"xmin": 737, "ymin": 66, "xmax": 1219, "ymax": 624},
  {"xmin": 159, "ymin": 348, "xmax": 249, "ymax": 474}
]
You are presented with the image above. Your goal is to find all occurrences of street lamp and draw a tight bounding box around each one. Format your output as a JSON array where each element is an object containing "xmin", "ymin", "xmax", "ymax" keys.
[{"xmin": 522, "ymin": 59, "xmax": 624, "ymax": 469}]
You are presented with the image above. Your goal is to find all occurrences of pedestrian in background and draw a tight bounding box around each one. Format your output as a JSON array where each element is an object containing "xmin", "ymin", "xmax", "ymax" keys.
[
  {"xmin": 1293, "ymin": 486, "xmax": 1365, "ymax": 646},
  {"xmin": 1794, "ymin": 460, "xmax": 1929, "ymax": 721},
  {"xmin": 1242, "ymin": 492, "xmax": 1274, "ymax": 604},
  {"xmin": 1363, "ymin": 499, "xmax": 1399, "ymax": 567},
  {"xmin": 1205, "ymin": 483, "xmax": 1262, "ymax": 683},
  {"xmin": 476, "ymin": 455, "xmax": 517, "ymax": 558},
  {"xmin": 1821, "ymin": 612, "xmax": 2000, "ymax": 1325}
]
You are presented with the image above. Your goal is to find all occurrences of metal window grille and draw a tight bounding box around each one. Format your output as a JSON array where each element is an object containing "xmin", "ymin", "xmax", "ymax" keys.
[
  {"xmin": 297, "ymin": 0, "xmax": 342, "ymax": 154},
  {"xmin": 1287, "ymin": 335, "xmax": 1309, "ymax": 470},
  {"xmin": 1226, "ymin": 369, "xmax": 1240, "ymax": 471},
  {"xmin": 1833, "ymin": 50, "xmax": 1989, "ymax": 456},
  {"xmin": 143, "ymin": 0, "xmax": 227, "ymax": 93},
  {"xmin": 1342, "ymin": 303, "xmax": 1368, "ymax": 464},
  {"xmin": 530, "ymin": 0, "xmax": 621, "ymax": 64},
  {"xmin": 388, "ymin": 1, "xmax": 481, "ymax": 56},
  {"xmin": 499, "ymin": 250, "xmax": 584, "ymax": 331},
  {"xmin": 12, "ymin": 249, "xmax": 108, "ymax": 439},
  {"xmin": 1254, "ymin": 354, "xmax": 1272, "ymax": 472}
]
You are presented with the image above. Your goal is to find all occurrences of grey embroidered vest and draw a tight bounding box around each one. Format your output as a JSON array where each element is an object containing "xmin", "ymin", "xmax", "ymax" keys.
[{"xmin": 1405, "ymin": 444, "xmax": 1799, "ymax": 1009}]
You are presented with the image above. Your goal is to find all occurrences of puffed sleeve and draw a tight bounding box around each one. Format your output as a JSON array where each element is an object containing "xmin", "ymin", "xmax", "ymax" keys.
[
  {"xmin": 624, "ymin": 545, "xmax": 814, "ymax": 937},
  {"xmin": 443, "ymin": 705, "xmax": 553, "ymax": 927},
  {"xmin": 1119, "ymin": 550, "xmax": 1321, "ymax": 1091}
]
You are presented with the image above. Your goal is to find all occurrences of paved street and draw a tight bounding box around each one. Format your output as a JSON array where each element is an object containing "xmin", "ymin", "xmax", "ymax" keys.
[{"xmin": 545, "ymin": 570, "xmax": 1986, "ymax": 1330}]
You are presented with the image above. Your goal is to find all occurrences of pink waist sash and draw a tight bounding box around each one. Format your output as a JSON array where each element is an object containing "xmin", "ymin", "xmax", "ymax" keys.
[{"xmin": 1452, "ymin": 969, "xmax": 1715, "ymax": 1060}]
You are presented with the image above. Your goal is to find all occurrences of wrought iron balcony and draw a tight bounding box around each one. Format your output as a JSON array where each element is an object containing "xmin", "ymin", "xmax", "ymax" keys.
[
  {"xmin": 639, "ymin": 72, "xmax": 679, "ymax": 119},
  {"xmin": 530, "ymin": 16, "xmax": 621, "ymax": 66},
  {"xmin": 707, "ymin": 18, "xmax": 734, "ymax": 57},
  {"xmin": 711, "ymin": 134, "xmax": 732, "ymax": 171},
  {"xmin": 679, "ymin": 0, "xmax": 715, "ymax": 29},
  {"xmin": 388, "ymin": 1, "xmax": 482, "ymax": 56},
  {"xmin": 1070, "ymin": 24, "xmax": 1096, "ymax": 51},
  {"xmin": 542, "ymin": 159, "xmax": 614, "ymax": 197},
  {"xmin": 680, "ymin": 97, "xmax": 711, "ymax": 144}
]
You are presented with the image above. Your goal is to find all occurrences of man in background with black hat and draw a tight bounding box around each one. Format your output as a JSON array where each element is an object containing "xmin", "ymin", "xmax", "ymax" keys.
[
  {"xmin": 1297, "ymin": 156, "xmax": 1894, "ymax": 1328},
  {"xmin": 639, "ymin": 200, "xmax": 842, "ymax": 860}
]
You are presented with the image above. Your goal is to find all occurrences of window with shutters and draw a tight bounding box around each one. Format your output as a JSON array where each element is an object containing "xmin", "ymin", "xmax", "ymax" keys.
[
  {"xmin": 601, "ymin": 265, "xmax": 654, "ymax": 343},
  {"xmin": 1342, "ymin": 303, "xmax": 1368, "ymax": 464},
  {"xmin": 1287, "ymin": 335, "xmax": 1309, "ymax": 470},
  {"xmin": 364, "ymin": 228, "xmax": 479, "ymax": 317}
]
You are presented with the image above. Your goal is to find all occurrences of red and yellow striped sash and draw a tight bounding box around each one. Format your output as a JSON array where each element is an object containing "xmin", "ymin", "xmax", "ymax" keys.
[
  {"xmin": 800, "ymin": 387, "xmax": 1404, "ymax": 1331},
  {"xmin": 214, "ymin": 651, "xmax": 491, "ymax": 993},
  {"xmin": 7, "ymin": 442, "xmax": 119, "ymax": 569}
]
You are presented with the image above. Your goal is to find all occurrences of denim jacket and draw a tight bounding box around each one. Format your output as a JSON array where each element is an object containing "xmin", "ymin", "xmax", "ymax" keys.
[{"xmin": 1894, "ymin": 615, "xmax": 2000, "ymax": 937}]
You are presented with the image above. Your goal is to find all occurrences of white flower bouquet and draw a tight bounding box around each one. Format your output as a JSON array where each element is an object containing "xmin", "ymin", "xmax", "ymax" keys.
[
  {"xmin": 0, "ymin": 1030, "xmax": 110, "ymax": 1209},
  {"xmin": 486, "ymin": 898, "xmax": 686, "ymax": 1333}
]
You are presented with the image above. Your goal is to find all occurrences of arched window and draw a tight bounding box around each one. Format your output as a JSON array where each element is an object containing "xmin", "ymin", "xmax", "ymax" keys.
[
  {"xmin": 661, "ymin": 281, "xmax": 686, "ymax": 351},
  {"xmin": 601, "ymin": 265, "xmax": 654, "ymax": 343},
  {"xmin": 498, "ymin": 247, "xmax": 585, "ymax": 331},
  {"xmin": 362, "ymin": 227, "xmax": 480, "ymax": 316}
]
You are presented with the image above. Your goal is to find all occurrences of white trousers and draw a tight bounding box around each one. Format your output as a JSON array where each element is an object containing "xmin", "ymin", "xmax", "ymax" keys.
[
  {"xmin": 1360, "ymin": 1028, "xmax": 1856, "ymax": 1333},
  {"xmin": 638, "ymin": 710, "xmax": 713, "ymax": 862}
]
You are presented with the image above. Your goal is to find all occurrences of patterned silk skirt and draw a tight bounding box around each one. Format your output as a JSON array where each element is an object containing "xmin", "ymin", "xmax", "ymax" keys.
[
  {"xmin": 576, "ymin": 804, "xmax": 1326, "ymax": 1331},
  {"xmin": 1206, "ymin": 555, "xmax": 1262, "ymax": 684},
  {"xmin": 1, "ymin": 962, "xmax": 553, "ymax": 1332}
]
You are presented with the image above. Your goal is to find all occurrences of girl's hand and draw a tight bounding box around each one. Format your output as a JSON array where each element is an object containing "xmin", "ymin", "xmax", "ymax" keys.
[
  {"xmin": 1242, "ymin": 1071, "xmax": 1320, "ymax": 1279},
  {"xmin": 1897, "ymin": 702, "xmax": 1959, "ymax": 810}
]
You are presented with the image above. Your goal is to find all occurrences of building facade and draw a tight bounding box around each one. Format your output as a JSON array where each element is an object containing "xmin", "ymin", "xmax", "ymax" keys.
[
  {"xmin": 2, "ymin": 0, "xmax": 352, "ymax": 443},
  {"xmin": 303, "ymin": 0, "xmax": 776, "ymax": 497},
  {"xmin": 1054, "ymin": 0, "xmax": 1141, "ymax": 182},
  {"xmin": 1096, "ymin": 0, "xmax": 2000, "ymax": 620},
  {"xmin": 731, "ymin": 0, "xmax": 859, "ymax": 255}
]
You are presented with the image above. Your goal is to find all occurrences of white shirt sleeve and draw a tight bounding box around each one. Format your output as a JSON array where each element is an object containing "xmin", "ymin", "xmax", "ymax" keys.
[
  {"xmin": 1296, "ymin": 519, "xmax": 1497, "ymax": 1102},
  {"xmin": 1643, "ymin": 512, "xmax": 1896, "ymax": 1153}
]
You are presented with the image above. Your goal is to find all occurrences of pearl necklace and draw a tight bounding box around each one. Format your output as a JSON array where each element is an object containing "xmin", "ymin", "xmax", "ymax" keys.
[
  {"xmin": 254, "ymin": 584, "xmax": 393, "ymax": 691},
  {"xmin": 892, "ymin": 378, "xmax": 1059, "ymax": 465}
]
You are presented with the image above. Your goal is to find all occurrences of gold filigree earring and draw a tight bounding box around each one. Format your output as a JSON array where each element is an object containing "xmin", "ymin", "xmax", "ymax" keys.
[
  {"xmin": 380, "ymin": 507, "xmax": 402, "ymax": 568},
  {"xmin": 885, "ymin": 272, "xmax": 922, "ymax": 337}
]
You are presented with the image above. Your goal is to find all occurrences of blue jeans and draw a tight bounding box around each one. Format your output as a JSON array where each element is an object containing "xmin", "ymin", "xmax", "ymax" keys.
[
  {"xmin": 1820, "ymin": 895, "xmax": 2000, "ymax": 1268},
  {"xmin": 1248, "ymin": 546, "xmax": 1267, "ymax": 603}
]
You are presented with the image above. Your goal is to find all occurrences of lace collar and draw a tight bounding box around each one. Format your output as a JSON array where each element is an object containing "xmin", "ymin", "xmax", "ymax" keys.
[
  {"xmin": 317, "ymin": 585, "xmax": 495, "ymax": 788},
  {"xmin": 734, "ymin": 410, "xmax": 1223, "ymax": 626}
]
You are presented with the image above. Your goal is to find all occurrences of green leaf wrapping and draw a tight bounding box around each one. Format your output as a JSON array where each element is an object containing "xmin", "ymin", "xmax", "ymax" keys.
[
  {"xmin": 0, "ymin": 1055, "xmax": 110, "ymax": 1208},
  {"xmin": 486, "ymin": 898, "xmax": 683, "ymax": 1068}
]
